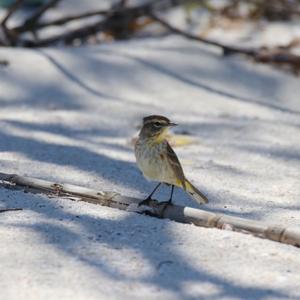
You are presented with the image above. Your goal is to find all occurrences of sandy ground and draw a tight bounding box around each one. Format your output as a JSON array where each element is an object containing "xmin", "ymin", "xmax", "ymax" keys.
[{"xmin": 0, "ymin": 36, "xmax": 300, "ymax": 299}]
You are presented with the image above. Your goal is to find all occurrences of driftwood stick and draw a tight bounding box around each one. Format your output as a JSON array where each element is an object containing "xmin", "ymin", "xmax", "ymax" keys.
[{"xmin": 0, "ymin": 172, "xmax": 299, "ymax": 247}]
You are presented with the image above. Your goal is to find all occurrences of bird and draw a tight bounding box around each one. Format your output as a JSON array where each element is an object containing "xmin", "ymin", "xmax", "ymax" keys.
[{"xmin": 135, "ymin": 115, "xmax": 208, "ymax": 206}]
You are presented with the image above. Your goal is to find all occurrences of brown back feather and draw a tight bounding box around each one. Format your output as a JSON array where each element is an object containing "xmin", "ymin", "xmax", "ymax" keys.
[{"xmin": 166, "ymin": 142, "xmax": 186, "ymax": 190}]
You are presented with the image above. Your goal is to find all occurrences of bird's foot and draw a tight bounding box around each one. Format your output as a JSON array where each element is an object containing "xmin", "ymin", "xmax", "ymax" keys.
[
  {"xmin": 138, "ymin": 197, "xmax": 152, "ymax": 207},
  {"xmin": 160, "ymin": 199, "xmax": 173, "ymax": 206},
  {"xmin": 155, "ymin": 199, "xmax": 173, "ymax": 218}
]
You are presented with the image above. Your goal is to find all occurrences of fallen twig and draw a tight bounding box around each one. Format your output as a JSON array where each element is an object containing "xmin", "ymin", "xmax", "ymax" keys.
[{"xmin": 0, "ymin": 172, "xmax": 299, "ymax": 247}]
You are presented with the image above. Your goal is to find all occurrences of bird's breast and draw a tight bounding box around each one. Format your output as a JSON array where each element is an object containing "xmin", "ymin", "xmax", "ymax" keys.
[{"xmin": 135, "ymin": 140, "xmax": 168, "ymax": 181}]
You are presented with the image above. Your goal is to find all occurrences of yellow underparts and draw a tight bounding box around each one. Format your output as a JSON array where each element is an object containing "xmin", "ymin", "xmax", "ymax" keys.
[
  {"xmin": 175, "ymin": 178, "xmax": 185, "ymax": 188},
  {"xmin": 152, "ymin": 128, "xmax": 169, "ymax": 144}
]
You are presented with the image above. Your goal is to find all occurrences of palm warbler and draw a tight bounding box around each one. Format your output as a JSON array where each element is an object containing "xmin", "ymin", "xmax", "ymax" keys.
[{"xmin": 135, "ymin": 115, "xmax": 208, "ymax": 205}]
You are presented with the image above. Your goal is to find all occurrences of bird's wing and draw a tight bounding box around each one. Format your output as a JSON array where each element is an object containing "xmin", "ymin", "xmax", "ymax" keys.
[{"xmin": 166, "ymin": 142, "xmax": 186, "ymax": 190}]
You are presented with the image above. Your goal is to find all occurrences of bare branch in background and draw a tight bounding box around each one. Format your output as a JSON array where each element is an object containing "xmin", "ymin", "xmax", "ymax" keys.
[
  {"xmin": 1, "ymin": 0, "xmax": 300, "ymax": 74},
  {"xmin": 1, "ymin": 0, "xmax": 23, "ymax": 28},
  {"xmin": 1, "ymin": 0, "xmax": 24, "ymax": 45},
  {"xmin": 21, "ymin": 0, "xmax": 176, "ymax": 46},
  {"xmin": 149, "ymin": 13, "xmax": 256, "ymax": 56},
  {"xmin": 15, "ymin": 9, "xmax": 109, "ymax": 32},
  {"xmin": 151, "ymin": 13, "xmax": 300, "ymax": 73},
  {"xmin": 1, "ymin": 0, "xmax": 62, "ymax": 45},
  {"xmin": 20, "ymin": 0, "xmax": 61, "ymax": 31},
  {"xmin": 199, "ymin": 0, "xmax": 300, "ymax": 21},
  {"xmin": 25, "ymin": 18, "xmax": 108, "ymax": 47},
  {"xmin": 3, "ymin": 0, "xmax": 180, "ymax": 46},
  {"xmin": 255, "ymin": 48, "xmax": 300, "ymax": 75}
]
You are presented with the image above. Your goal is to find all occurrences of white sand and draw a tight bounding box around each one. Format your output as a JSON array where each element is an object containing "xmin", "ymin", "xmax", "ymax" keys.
[{"xmin": 0, "ymin": 35, "xmax": 300, "ymax": 299}]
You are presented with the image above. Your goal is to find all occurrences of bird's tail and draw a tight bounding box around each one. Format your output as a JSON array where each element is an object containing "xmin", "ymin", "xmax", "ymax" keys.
[{"xmin": 185, "ymin": 179, "xmax": 208, "ymax": 204}]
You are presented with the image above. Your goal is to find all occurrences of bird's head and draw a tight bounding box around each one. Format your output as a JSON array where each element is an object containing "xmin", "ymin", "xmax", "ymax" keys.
[{"xmin": 139, "ymin": 115, "xmax": 177, "ymax": 142}]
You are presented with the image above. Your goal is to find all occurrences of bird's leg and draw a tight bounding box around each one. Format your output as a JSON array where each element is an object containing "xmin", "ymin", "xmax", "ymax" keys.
[
  {"xmin": 147, "ymin": 182, "xmax": 162, "ymax": 200},
  {"xmin": 155, "ymin": 185, "xmax": 175, "ymax": 217},
  {"xmin": 160, "ymin": 184, "xmax": 175, "ymax": 206},
  {"xmin": 159, "ymin": 185, "xmax": 175, "ymax": 206},
  {"xmin": 138, "ymin": 183, "xmax": 161, "ymax": 206},
  {"xmin": 168, "ymin": 185, "xmax": 175, "ymax": 204}
]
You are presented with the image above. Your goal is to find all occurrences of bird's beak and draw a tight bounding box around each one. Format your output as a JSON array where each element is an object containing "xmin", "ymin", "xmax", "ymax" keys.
[{"xmin": 168, "ymin": 122, "xmax": 178, "ymax": 127}]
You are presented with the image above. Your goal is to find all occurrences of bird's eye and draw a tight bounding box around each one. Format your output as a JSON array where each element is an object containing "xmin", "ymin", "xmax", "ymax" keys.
[{"xmin": 153, "ymin": 122, "xmax": 161, "ymax": 127}]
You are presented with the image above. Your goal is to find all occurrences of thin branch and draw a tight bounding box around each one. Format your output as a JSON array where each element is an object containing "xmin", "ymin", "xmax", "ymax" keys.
[
  {"xmin": 14, "ymin": 9, "xmax": 109, "ymax": 32},
  {"xmin": 149, "ymin": 13, "xmax": 256, "ymax": 56},
  {"xmin": 256, "ymin": 48, "xmax": 300, "ymax": 64},
  {"xmin": 1, "ymin": 0, "xmax": 24, "ymax": 45},
  {"xmin": 2, "ymin": 0, "xmax": 299, "ymax": 73},
  {"xmin": 14, "ymin": 0, "xmax": 164, "ymax": 34},
  {"xmin": 1, "ymin": 0, "xmax": 23, "ymax": 27},
  {"xmin": 18, "ymin": 0, "xmax": 179, "ymax": 46},
  {"xmin": 0, "ymin": 172, "xmax": 299, "ymax": 247},
  {"xmin": 23, "ymin": 18, "xmax": 108, "ymax": 47},
  {"xmin": 21, "ymin": 0, "xmax": 61, "ymax": 30},
  {"xmin": 20, "ymin": 0, "xmax": 160, "ymax": 47},
  {"xmin": 149, "ymin": 13, "xmax": 300, "ymax": 72}
]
